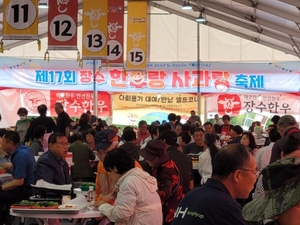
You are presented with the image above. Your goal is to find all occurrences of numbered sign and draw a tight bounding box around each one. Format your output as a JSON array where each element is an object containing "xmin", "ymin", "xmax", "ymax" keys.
[
  {"xmin": 3, "ymin": 0, "xmax": 38, "ymax": 40},
  {"xmin": 126, "ymin": 1, "xmax": 148, "ymax": 70},
  {"xmin": 107, "ymin": 0, "xmax": 124, "ymax": 65},
  {"xmin": 48, "ymin": 0, "xmax": 78, "ymax": 50},
  {"xmin": 82, "ymin": 0, "xmax": 108, "ymax": 60}
]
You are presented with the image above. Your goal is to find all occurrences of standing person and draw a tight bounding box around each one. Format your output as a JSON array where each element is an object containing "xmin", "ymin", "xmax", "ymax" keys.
[
  {"xmin": 86, "ymin": 110, "xmax": 97, "ymax": 125},
  {"xmin": 188, "ymin": 110, "xmax": 201, "ymax": 125},
  {"xmin": 68, "ymin": 133, "xmax": 95, "ymax": 182},
  {"xmin": 270, "ymin": 115, "xmax": 280, "ymax": 127},
  {"xmin": 270, "ymin": 115, "xmax": 300, "ymax": 163},
  {"xmin": 54, "ymin": 102, "xmax": 71, "ymax": 138},
  {"xmin": 159, "ymin": 131, "xmax": 194, "ymax": 194},
  {"xmin": 168, "ymin": 113, "xmax": 177, "ymax": 131},
  {"xmin": 0, "ymin": 131, "xmax": 35, "ymax": 225},
  {"xmin": 140, "ymin": 140, "xmax": 183, "ymax": 225},
  {"xmin": 183, "ymin": 128, "xmax": 205, "ymax": 154},
  {"xmin": 227, "ymin": 125, "xmax": 243, "ymax": 144},
  {"xmin": 198, "ymin": 133, "xmax": 219, "ymax": 184},
  {"xmin": 172, "ymin": 143, "xmax": 257, "ymax": 225},
  {"xmin": 73, "ymin": 113, "xmax": 92, "ymax": 138},
  {"xmin": 214, "ymin": 114, "xmax": 223, "ymax": 126},
  {"xmin": 254, "ymin": 121, "xmax": 264, "ymax": 139},
  {"xmin": 25, "ymin": 104, "xmax": 57, "ymax": 143},
  {"xmin": 136, "ymin": 120, "xmax": 150, "ymax": 146},
  {"xmin": 98, "ymin": 148, "xmax": 162, "ymax": 225},
  {"xmin": 243, "ymin": 157, "xmax": 300, "ymax": 225},
  {"xmin": 217, "ymin": 115, "xmax": 233, "ymax": 136},
  {"xmin": 14, "ymin": 107, "xmax": 31, "ymax": 144}
]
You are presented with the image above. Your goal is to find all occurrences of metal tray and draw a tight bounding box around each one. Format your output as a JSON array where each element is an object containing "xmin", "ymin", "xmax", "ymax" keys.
[{"xmin": 11, "ymin": 208, "xmax": 81, "ymax": 214}]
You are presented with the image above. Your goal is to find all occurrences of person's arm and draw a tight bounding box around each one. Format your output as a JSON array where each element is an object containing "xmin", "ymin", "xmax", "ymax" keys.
[
  {"xmin": 269, "ymin": 140, "xmax": 280, "ymax": 163},
  {"xmin": 51, "ymin": 119, "xmax": 57, "ymax": 132},
  {"xmin": 2, "ymin": 178, "xmax": 24, "ymax": 191},
  {"xmin": 98, "ymin": 178, "xmax": 138, "ymax": 223},
  {"xmin": 87, "ymin": 145, "xmax": 96, "ymax": 160},
  {"xmin": 34, "ymin": 160, "xmax": 55, "ymax": 184},
  {"xmin": 65, "ymin": 127, "xmax": 70, "ymax": 138},
  {"xmin": 25, "ymin": 121, "xmax": 34, "ymax": 142}
]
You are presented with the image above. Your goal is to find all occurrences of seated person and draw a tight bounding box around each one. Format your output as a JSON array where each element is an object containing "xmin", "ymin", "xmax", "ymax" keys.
[
  {"xmin": 30, "ymin": 125, "xmax": 46, "ymax": 156},
  {"xmin": 68, "ymin": 133, "xmax": 95, "ymax": 182},
  {"xmin": 0, "ymin": 131, "xmax": 35, "ymax": 225},
  {"xmin": 34, "ymin": 132, "xmax": 73, "ymax": 186},
  {"xmin": 227, "ymin": 125, "xmax": 243, "ymax": 144},
  {"xmin": 98, "ymin": 148, "xmax": 162, "ymax": 224}
]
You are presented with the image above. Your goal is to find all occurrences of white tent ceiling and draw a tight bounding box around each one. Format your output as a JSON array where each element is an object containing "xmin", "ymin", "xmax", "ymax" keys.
[{"xmin": 0, "ymin": 0, "xmax": 300, "ymax": 58}]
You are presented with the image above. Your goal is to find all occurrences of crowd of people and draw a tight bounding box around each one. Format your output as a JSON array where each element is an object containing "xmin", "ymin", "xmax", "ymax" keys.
[{"xmin": 0, "ymin": 104, "xmax": 299, "ymax": 225}]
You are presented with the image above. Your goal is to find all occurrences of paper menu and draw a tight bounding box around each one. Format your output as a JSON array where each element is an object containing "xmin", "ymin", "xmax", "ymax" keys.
[
  {"xmin": 60, "ymin": 194, "xmax": 87, "ymax": 210},
  {"xmin": 32, "ymin": 180, "xmax": 72, "ymax": 191}
]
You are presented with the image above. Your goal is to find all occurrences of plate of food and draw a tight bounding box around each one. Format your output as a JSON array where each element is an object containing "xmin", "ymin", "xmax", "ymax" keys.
[
  {"xmin": 11, "ymin": 200, "xmax": 59, "ymax": 209},
  {"xmin": 59, "ymin": 204, "xmax": 78, "ymax": 209}
]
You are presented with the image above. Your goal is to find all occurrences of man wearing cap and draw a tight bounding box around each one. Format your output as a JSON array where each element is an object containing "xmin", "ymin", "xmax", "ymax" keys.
[
  {"xmin": 140, "ymin": 140, "xmax": 183, "ymax": 225},
  {"xmin": 227, "ymin": 125, "xmax": 243, "ymax": 144},
  {"xmin": 269, "ymin": 115, "xmax": 300, "ymax": 163},
  {"xmin": 172, "ymin": 143, "xmax": 257, "ymax": 225},
  {"xmin": 160, "ymin": 131, "xmax": 194, "ymax": 194},
  {"xmin": 243, "ymin": 157, "xmax": 300, "ymax": 225}
]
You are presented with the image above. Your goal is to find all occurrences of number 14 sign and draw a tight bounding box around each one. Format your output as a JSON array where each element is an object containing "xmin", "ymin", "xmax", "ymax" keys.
[
  {"xmin": 3, "ymin": 0, "xmax": 38, "ymax": 40},
  {"xmin": 48, "ymin": 0, "xmax": 78, "ymax": 50}
]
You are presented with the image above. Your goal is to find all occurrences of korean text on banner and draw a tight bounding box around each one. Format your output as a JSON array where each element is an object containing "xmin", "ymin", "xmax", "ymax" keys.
[
  {"xmin": 82, "ymin": 0, "xmax": 108, "ymax": 60},
  {"xmin": 126, "ymin": 1, "xmax": 148, "ymax": 70},
  {"xmin": 107, "ymin": 0, "xmax": 124, "ymax": 66},
  {"xmin": 113, "ymin": 92, "xmax": 197, "ymax": 112},
  {"xmin": 48, "ymin": 0, "xmax": 78, "ymax": 50},
  {"xmin": 205, "ymin": 94, "xmax": 299, "ymax": 117},
  {"xmin": 50, "ymin": 91, "xmax": 111, "ymax": 117},
  {"xmin": 3, "ymin": 0, "xmax": 38, "ymax": 40}
]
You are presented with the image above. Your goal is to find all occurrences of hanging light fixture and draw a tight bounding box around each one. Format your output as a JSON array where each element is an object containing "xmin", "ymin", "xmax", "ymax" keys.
[
  {"xmin": 182, "ymin": 1, "xmax": 193, "ymax": 10},
  {"xmin": 38, "ymin": 0, "xmax": 48, "ymax": 9},
  {"xmin": 196, "ymin": 12, "xmax": 206, "ymax": 23}
]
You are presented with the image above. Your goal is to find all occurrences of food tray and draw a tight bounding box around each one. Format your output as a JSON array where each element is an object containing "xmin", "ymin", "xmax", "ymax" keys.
[{"xmin": 11, "ymin": 208, "xmax": 81, "ymax": 214}]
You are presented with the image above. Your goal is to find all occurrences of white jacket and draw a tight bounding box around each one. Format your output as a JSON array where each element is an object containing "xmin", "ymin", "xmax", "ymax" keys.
[
  {"xmin": 198, "ymin": 148, "xmax": 212, "ymax": 184},
  {"xmin": 98, "ymin": 168, "xmax": 162, "ymax": 225}
]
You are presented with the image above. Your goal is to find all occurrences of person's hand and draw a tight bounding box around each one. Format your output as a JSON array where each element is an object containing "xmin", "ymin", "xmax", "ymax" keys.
[
  {"xmin": 93, "ymin": 200, "xmax": 106, "ymax": 207},
  {"xmin": 1, "ymin": 163, "xmax": 12, "ymax": 169}
]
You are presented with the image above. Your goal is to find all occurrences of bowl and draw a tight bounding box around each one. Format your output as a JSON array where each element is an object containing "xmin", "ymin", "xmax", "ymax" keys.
[{"xmin": 79, "ymin": 185, "xmax": 95, "ymax": 191}]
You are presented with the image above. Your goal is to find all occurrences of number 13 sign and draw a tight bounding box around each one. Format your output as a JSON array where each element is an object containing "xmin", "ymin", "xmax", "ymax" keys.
[
  {"xmin": 82, "ymin": 0, "xmax": 108, "ymax": 60},
  {"xmin": 3, "ymin": 0, "xmax": 38, "ymax": 40},
  {"xmin": 48, "ymin": 0, "xmax": 78, "ymax": 50}
]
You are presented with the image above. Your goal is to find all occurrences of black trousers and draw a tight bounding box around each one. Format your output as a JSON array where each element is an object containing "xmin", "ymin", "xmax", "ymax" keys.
[{"xmin": 0, "ymin": 186, "xmax": 32, "ymax": 225}]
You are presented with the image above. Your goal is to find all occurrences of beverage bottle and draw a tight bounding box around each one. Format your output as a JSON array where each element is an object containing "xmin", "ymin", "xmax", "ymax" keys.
[{"xmin": 87, "ymin": 186, "xmax": 95, "ymax": 202}]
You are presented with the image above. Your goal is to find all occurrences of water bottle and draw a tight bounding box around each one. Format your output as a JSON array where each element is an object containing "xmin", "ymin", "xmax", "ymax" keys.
[{"xmin": 87, "ymin": 186, "xmax": 95, "ymax": 202}]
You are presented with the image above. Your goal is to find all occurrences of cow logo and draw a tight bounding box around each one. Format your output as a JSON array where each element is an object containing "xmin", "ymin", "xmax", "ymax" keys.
[
  {"xmin": 128, "ymin": 32, "xmax": 145, "ymax": 47},
  {"xmin": 217, "ymin": 94, "xmax": 241, "ymax": 116},
  {"xmin": 84, "ymin": 9, "xmax": 106, "ymax": 28},
  {"xmin": 57, "ymin": 0, "xmax": 69, "ymax": 13},
  {"xmin": 108, "ymin": 22, "xmax": 122, "ymax": 39},
  {"xmin": 24, "ymin": 91, "xmax": 47, "ymax": 114}
]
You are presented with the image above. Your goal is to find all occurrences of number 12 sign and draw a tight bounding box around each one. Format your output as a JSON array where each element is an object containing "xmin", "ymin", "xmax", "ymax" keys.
[
  {"xmin": 48, "ymin": 0, "xmax": 78, "ymax": 50},
  {"xmin": 3, "ymin": 0, "xmax": 38, "ymax": 40}
]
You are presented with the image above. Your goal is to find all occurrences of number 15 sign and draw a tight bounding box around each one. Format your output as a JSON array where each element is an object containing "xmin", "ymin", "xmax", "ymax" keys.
[{"xmin": 3, "ymin": 0, "xmax": 38, "ymax": 40}]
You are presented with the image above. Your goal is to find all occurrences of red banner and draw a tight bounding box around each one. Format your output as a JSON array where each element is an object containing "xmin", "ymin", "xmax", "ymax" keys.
[
  {"xmin": 48, "ymin": 0, "xmax": 78, "ymax": 50},
  {"xmin": 50, "ymin": 91, "xmax": 111, "ymax": 117},
  {"xmin": 107, "ymin": 0, "xmax": 124, "ymax": 65}
]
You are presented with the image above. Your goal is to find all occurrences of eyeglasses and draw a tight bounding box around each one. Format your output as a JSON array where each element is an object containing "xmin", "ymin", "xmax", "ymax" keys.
[
  {"xmin": 239, "ymin": 168, "xmax": 260, "ymax": 178},
  {"xmin": 55, "ymin": 142, "xmax": 69, "ymax": 147}
]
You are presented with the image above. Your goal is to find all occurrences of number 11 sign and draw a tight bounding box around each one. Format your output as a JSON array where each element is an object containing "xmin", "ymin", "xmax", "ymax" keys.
[
  {"xmin": 3, "ymin": 0, "xmax": 38, "ymax": 40},
  {"xmin": 48, "ymin": 0, "xmax": 78, "ymax": 50}
]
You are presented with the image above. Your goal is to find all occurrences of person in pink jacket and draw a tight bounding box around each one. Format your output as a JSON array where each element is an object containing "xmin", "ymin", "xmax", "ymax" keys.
[{"xmin": 98, "ymin": 148, "xmax": 162, "ymax": 225}]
